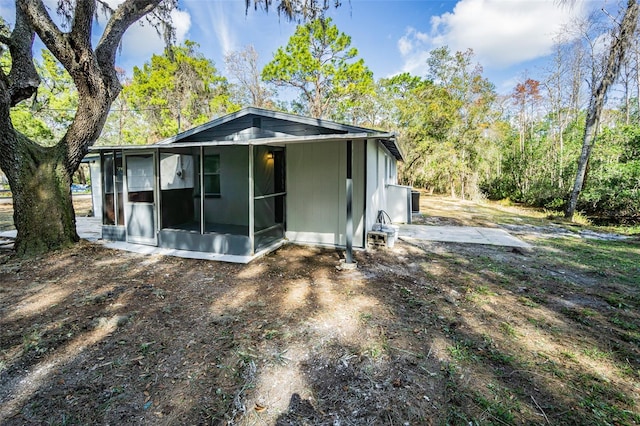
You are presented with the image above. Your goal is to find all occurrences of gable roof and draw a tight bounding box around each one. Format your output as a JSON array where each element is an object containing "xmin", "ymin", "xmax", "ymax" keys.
[
  {"xmin": 91, "ymin": 107, "xmax": 403, "ymax": 161},
  {"xmin": 155, "ymin": 107, "xmax": 403, "ymax": 161},
  {"xmin": 157, "ymin": 107, "xmax": 377, "ymax": 141}
]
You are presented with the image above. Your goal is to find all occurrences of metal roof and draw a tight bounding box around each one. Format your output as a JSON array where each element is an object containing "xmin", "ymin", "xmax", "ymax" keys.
[{"xmin": 91, "ymin": 107, "xmax": 404, "ymax": 161}]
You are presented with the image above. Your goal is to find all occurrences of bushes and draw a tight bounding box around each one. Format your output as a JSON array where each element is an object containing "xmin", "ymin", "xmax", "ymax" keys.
[
  {"xmin": 480, "ymin": 124, "xmax": 640, "ymax": 224},
  {"xmin": 580, "ymin": 160, "xmax": 640, "ymax": 222}
]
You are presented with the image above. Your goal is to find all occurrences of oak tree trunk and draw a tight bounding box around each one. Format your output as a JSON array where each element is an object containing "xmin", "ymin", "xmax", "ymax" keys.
[
  {"xmin": 8, "ymin": 138, "xmax": 79, "ymax": 254},
  {"xmin": 0, "ymin": 0, "xmax": 167, "ymax": 255},
  {"xmin": 3, "ymin": 0, "xmax": 322, "ymax": 255}
]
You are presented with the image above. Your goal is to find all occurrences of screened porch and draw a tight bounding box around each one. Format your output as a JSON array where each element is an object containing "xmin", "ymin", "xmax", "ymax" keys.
[{"xmin": 98, "ymin": 143, "xmax": 286, "ymax": 256}]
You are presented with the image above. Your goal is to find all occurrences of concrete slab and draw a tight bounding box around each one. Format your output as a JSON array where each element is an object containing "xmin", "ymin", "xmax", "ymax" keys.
[
  {"xmin": 0, "ymin": 217, "xmax": 101, "ymax": 242},
  {"xmin": 1, "ymin": 217, "xmax": 285, "ymax": 263},
  {"xmin": 0, "ymin": 230, "xmax": 15, "ymax": 239},
  {"xmin": 398, "ymin": 224, "xmax": 532, "ymax": 248},
  {"xmin": 101, "ymin": 240, "xmax": 286, "ymax": 264},
  {"xmin": 2, "ymin": 218, "xmax": 532, "ymax": 260},
  {"xmin": 76, "ymin": 217, "xmax": 102, "ymax": 241}
]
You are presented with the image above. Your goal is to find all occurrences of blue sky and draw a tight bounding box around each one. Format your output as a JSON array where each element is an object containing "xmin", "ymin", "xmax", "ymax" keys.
[{"xmin": 1, "ymin": 0, "xmax": 596, "ymax": 94}]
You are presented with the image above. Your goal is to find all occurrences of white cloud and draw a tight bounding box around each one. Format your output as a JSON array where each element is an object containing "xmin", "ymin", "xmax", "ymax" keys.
[
  {"xmin": 119, "ymin": 8, "xmax": 191, "ymax": 58},
  {"xmin": 185, "ymin": 0, "xmax": 237, "ymax": 55},
  {"xmin": 398, "ymin": 0, "xmax": 586, "ymax": 75},
  {"xmin": 172, "ymin": 9, "xmax": 191, "ymax": 42},
  {"xmin": 397, "ymin": 33, "xmax": 414, "ymax": 56},
  {"xmin": 212, "ymin": 12, "xmax": 234, "ymax": 54}
]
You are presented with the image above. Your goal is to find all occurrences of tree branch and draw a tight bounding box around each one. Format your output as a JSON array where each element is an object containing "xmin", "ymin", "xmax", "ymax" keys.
[
  {"xmin": 18, "ymin": 0, "xmax": 71, "ymax": 68},
  {"xmin": 95, "ymin": 0, "xmax": 165, "ymax": 72},
  {"xmin": 70, "ymin": 0, "xmax": 96, "ymax": 52},
  {"xmin": 7, "ymin": 5, "xmax": 40, "ymax": 106}
]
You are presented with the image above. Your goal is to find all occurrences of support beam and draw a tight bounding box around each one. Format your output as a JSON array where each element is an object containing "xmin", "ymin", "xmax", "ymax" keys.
[
  {"xmin": 249, "ymin": 144, "xmax": 255, "ymax": 255},
  {"xmin": 199, "ymin": 146, "xmax": 204, "ymax": 235},
  {"xmin": 363, "ymin": 139, "xmax": 367, "ymax": 248},
  {"xmin": 346, "ymin": 140, "xmax": 353, "ymax": 264}
]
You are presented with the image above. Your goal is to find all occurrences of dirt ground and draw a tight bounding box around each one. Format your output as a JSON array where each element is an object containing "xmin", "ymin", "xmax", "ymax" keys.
[{"xmin": 0, "ymin": 195, "xmax": 639, "ymax": 425}]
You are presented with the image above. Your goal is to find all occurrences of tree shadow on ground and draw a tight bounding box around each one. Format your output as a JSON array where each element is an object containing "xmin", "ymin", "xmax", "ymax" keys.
[{"xmin": 0, "ymin": 236, "xmax": 638, "ymax": 424}]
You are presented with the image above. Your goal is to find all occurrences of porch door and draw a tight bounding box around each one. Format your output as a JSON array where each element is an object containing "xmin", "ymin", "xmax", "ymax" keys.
[
  {"xmin": 253, "ymin": 146, "xmax": 286, "ymax": 250},
  {"xmin": 124, "ymin": 152, "xmax": 158, "ymax": 245}
]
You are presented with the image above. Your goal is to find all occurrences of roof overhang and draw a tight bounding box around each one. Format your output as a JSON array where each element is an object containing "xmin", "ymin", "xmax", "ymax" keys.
[
  {"xmin": 90, "ymin": 132, "xmax": 404, "ymax": 161},
  {"xmin": 154, "ymin": 107, "xmax": 390, "ymax": 146}
]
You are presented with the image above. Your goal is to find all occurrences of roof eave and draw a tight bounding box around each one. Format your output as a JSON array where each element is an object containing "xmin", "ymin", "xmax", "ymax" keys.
[{"xmin": 88, "ymin": 132, "xmax": 399, "ymax": 154}]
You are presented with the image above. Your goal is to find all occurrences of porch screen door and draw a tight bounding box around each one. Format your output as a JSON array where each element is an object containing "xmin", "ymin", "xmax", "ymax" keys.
[{"xmin": 124, "ymin": 153, "xmax": 158, "ymax": 245}]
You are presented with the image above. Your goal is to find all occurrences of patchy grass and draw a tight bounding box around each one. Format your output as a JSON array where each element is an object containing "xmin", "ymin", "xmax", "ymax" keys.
[
  {"xmin": 538, "ymin": 237, "xmax": 640, "ymax": 286},
  {"xmin": 0, "ymin": 195, "xmax": 638, "ymax": 424}
]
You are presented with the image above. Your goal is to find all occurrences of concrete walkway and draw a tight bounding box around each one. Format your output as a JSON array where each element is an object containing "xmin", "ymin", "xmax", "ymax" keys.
[
  {"xmin": 399, "ymin": 224, "xmax": 532, "ymax": 248},
  {"xmin": 0, "ymin": 219, "xmax": 532, "ymax": 262},
  {"xmin": 0, "ymin": 217, "xmax": 102, "ymax": 242}
]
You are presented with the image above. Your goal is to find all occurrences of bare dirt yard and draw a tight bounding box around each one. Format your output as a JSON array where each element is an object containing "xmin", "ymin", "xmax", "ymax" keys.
[{"xmin": 1, "ymin": 195, "xmax": 639, "ymax": 425}]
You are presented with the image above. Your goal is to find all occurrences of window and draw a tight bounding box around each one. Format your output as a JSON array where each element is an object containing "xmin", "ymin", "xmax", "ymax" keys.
[{"xmin": 203, "ymin": 154, "xmax": 221, "ymax": 197}]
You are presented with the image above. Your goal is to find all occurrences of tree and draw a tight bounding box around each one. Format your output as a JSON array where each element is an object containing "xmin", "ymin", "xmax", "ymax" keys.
[
  {"xmin": 0, "ymin": 0, "xmax": 335, "ymax": 256},
  {"xmin": 125, "ymin": 40, "xmax": 237, "ymax": 139},
  {"xmin": 565, "ymin": 0, "xmax": 640, "ymax": 220},
  {"xmin": 395, "ymin": 77, "xmax": 458, "ymax": 190},
  {"xmin": 509, "ymin": 78, "xmax": 543, "ymax": 196},
  {"xmin": 225, "ymin": 45, "xmax": 274, "ymax": 108},
  {"xmin": 542, "ymin": 37, "xmax": 585, "ymax": 189},
  {"xmin": 99, "ymin": 68, "xmax": 155, "ymax": 146},
  {"xmin": 262, "ymin": 17, "xmax": 374, "ymax": 119},
  {"xmin": 0, "ymin": 0, "xmax": 177, "ymax": 255},
  {"xmin": 512, "ymin": 78, "xmax": 542, "ymax": 154},
  {"xmin": 10, "ymin": 49, "xmax": 77, "ymax": 145},
  {"xmin": 424, "ymin": 47, "xmax": 497, "ymax": 198}
]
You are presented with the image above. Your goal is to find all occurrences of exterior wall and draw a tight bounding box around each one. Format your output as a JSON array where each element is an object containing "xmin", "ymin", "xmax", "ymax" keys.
[
  {"xmin": 386, "ymin": 184, "xmax": 412, "ymax": 223},
  {"xmin": 286, "ymin": 140, "xmax": 365, "ymax": 247},
  {"xmin": 366, "ymin": 141, "xmax": 386, "ymax": 231},
  {"xmin": 158, "ymin": 230, "xmax": 250, "ymax": 256},
  {"xmin": 102, "ymin": 225, "xmax": 125, "ymax": 241},
  {"xmin": 366, "ymin": 141, "xmax": 406, "ymax": 230}
]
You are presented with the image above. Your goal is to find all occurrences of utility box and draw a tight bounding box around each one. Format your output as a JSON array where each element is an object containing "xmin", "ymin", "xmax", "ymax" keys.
[{"xmin": 411, "ymin": 191, "xmax": 420, "ymax": 212}]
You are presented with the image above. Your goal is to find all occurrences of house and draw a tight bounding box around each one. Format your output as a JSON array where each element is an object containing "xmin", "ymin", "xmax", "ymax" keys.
[{"xmin": 88, "ymin": 107, "xmax": 412, "ymax": 262}]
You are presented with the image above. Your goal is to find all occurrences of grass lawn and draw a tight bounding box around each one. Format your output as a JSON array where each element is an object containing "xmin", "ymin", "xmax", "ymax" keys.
[{"xmin": 0, "ymin": 195, "xmax": 638, "ymax": 424}]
